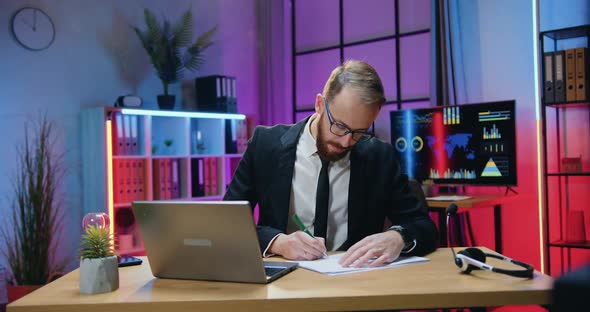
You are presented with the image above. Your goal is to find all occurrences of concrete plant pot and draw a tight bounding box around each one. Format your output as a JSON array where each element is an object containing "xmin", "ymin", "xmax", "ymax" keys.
[{"xmin": 79, "ymin": 256, "xmax": 119, "ymax": 294}]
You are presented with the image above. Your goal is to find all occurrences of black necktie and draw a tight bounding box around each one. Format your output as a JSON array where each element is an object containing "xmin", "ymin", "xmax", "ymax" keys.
[{"xmin": 314, "ymin": 158, "xmax": 330, "ymax": 239}]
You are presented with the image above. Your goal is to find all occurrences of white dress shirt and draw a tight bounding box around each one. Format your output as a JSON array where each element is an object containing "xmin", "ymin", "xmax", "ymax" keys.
[{"xmin": 263, "ymin": 114, "xmax": 350, "ymax": 255}]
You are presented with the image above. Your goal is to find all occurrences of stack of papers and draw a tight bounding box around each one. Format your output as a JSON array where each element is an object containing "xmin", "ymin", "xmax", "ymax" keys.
[{"xmin": 295, "ymin": 253, "xmax": 429, "ymax": 276}]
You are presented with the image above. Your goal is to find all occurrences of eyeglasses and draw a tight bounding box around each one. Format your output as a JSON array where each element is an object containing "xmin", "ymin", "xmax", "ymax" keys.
[{"xmin": 323, "ymin": 97, "xmax": 374, "ymax": 142}]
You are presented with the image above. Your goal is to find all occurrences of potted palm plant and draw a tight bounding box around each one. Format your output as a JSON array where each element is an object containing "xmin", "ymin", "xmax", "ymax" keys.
[
  {"xmin": 134, "ymin": 8, "xmax": 217, "ymax": 110},
  {"xmin": 1, "ymin": 115, "xmax": 65, "ymax": 302},
  {"xmin": 79, "ymin": 225, "xmax": 118, "ymax": 294}
]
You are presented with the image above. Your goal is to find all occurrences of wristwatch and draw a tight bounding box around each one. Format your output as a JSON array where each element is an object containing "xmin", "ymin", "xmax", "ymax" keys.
[{"xmin": 389, "ymin": 225, "xmax": 417, "ymax": 253}]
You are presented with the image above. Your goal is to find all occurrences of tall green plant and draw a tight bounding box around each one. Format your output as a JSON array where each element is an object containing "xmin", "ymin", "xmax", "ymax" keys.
[
  {"xmin": 134, "ymin": 8, "xmax": 217, "ymax": 96},
  {"xmin": 1, "ymin": 115, "xmax": 65, "ymax": 285}
]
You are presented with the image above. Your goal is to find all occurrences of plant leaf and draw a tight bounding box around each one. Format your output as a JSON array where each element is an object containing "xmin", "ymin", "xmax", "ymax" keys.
[{"xmin": 172, "ymin": 9, "xmax": 193, "ymax": 47}]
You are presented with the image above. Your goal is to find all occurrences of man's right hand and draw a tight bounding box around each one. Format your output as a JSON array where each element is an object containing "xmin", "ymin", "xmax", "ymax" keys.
[{"xmin": 269, "ymin": 231, "xmax": 327, "ymax": 260}]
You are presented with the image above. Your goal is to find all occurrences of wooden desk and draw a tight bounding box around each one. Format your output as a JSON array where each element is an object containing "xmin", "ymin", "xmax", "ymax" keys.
[
  {"xmin": 8, "ymin": 248, "xmax": 551, "ymax": 312},
  {"xmin": 428, "ymin": 195, "xmax": 512, "ymax": 253}
]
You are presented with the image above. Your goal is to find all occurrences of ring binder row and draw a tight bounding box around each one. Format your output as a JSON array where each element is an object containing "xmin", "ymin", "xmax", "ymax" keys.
[
  {"xmin": 195, "ymin": 75, "xmax": 238, "ymax": 113},
  {"xmin": 152, "ymin": 158, "xmax": 183, "ymax": 200},
  {"xmin": 111, "ymin": 112, "xmax": 141, "ymax": 156},
  {"xmin": 113, "ymin": 159, "xmax": 146, "ymax": 204},
  {"xmin": 543, "ymin": 48, "xmax": 589, "ymax": 104},
  {"xmin": 190, "ymin": 157, "xmax": 221, "ymax": 197}
]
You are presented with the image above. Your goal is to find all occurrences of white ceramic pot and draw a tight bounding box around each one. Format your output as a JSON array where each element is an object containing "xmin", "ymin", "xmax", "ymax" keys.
[{"xmin": 79, "ymin": 256, "xmax": 119, "ymax": 294}]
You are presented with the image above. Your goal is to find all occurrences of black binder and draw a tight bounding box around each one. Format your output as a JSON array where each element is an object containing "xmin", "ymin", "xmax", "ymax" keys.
[
  {"xmin": 543, "ymin": 52, "xmax": 555, "ymax": 104},
  {"xmin": 195, "ymin": 75, "xmax": 237, "ymax": 113},
  {"xmin": 554, "ymin": 50, "xmax": 565, "ymax": 103}
]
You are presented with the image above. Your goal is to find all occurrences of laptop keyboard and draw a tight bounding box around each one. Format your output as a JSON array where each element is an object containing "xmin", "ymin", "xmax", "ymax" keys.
[{"xmin": 265, "ymin": 266, "xmax": 284, "ymax": 277}]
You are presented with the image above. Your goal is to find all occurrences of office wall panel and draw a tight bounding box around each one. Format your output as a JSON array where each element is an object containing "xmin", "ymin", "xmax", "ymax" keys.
[
  {"xmin": 343, "ymin": 0, "xmax": 395, "ymax": 44},
  {"xmin": 399, "ymin": 0, "xmax": 431, "ymax": 33},
  {"xmin": 295, "ymin": 0, "xmax": 339, "ymax": 52},
  {"xmin": 343, "ymin": 40, "xmax": 397, "ymax": 102},
  {"xmin": 400, "ymin": 33, "xmax": 431, "ymax": 100},
  {"xmin": 295, "ymin": 49, "xmax": 341, "ymax": 110}
]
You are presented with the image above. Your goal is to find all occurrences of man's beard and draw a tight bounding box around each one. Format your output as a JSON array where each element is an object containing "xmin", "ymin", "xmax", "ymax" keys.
[{"xmin": 316, "ymin": 117, "xmax": 351, "ymax": 161}]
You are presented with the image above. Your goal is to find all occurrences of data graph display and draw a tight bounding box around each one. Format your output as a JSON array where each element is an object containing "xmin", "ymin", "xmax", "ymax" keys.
[
  {"xmin": 390, "ymin": 101, "xmax": 517, "ymax": 186},
  {"xmin": 483, "ymin": 124, "xmax": 502, "ymax": 139}
]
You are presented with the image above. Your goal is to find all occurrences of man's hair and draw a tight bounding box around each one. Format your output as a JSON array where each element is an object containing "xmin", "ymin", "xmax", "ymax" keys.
[{"xmin": 322, "ymin": 60, "xmax": 386, "ymax": 108}]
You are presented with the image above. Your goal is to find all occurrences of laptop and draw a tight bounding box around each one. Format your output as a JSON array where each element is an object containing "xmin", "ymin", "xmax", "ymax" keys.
[{"xmin": 132, "ymin": 200, "xmax": 298, "ymax": 284}]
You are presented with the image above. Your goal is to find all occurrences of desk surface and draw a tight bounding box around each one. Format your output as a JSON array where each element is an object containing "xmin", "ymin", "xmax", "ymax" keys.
[
  {"xmin": 8, "ymin": 248, "xmax": 552, "ymax": 312},
  {"xmin": 427, "ymin": 194, "xmax": 511, "ymax": 209}
]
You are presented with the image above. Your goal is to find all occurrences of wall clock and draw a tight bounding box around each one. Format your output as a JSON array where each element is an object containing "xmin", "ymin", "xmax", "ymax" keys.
[{"xmin": 11, "ymin": 7, "xmax": 55, "ymax": 51}]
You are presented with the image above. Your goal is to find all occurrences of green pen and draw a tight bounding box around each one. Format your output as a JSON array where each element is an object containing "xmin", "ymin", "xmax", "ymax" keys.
[{"xmin": 292, "ymin": 214, "xmax": 328, "ymax": 258}]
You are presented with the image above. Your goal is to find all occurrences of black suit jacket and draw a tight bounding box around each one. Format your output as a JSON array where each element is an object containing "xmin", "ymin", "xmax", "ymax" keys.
[{"xmin": 224, "ymin": 117, "xmax": 437, "ymax": 256}]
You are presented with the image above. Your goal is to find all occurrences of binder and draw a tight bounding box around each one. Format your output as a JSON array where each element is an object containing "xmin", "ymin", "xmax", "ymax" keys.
[
  {"xmin": 131, "ymin": 160, "xmax": 138, "ymax": 201},
  {"xmin": 575, "ymin": 47, "xmax": 588, "ymax": 101},
  {"xmin": 125, "ymin": 159, "xmax": 132, "ymax": 203},
  {"xmin": 113, "ymin": 159, "xmax": 122, "ymax": 203},
  {"xmin": 554, "ymin": 50, "xmax": 565, "ymax": 103},
  {"xmin": 163, "ymin": 159, "xmax": 170, "ymax": 199},
  {"xmin": 195, "ymin": 75, "xmax": 237, "ymax": 113},
  {"xmin": 191, "ymin": 158, "xmax": 205, "ymax": 197},
  {"xmin": 152, "ymin": 159, "xmax": 161, "ymax": 200},
  {"xmin": 210, "ymin": 158, "xmax": 218, "ymax": 195},
  {"xmin": 216, "ymin": 76, "xmax": 222, "ymax": 98},
  {"xmin": 543, "ymin": 53, "xmax": 554, "ymax": 104},
  {"xmin": 137, "ymin": 160, "xmax": 145, "ymax": 200},
  {"xmin": 114, "ymin": 113, "xmax": 124, "ymax": 155},
  {"xmin": 130, "ymin": 115, "xmax": 138, "ymax": 155},
  {"xmin": 566, "ymin": 49, "xmax": 576, "ymax": 102},
  {"xmin": 195, "ymin": 158, "xmax": 203, "ymax": 197},
  {"xmin": 122, "ymin": 114, "xmax": 131, "ymax": 155},
  {"xmin": 203, "ymin": 157, "xmax": 210, "ymax": 196},
  {"xmin": 171, "ymin": 159, "xmax": 179, "ymax": 199}
]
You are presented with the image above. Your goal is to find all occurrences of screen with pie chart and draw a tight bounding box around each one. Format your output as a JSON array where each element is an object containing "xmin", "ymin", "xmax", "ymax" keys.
[{"xmin": 389, "ymin": 100, "xmax": 517, "ymax": 186}]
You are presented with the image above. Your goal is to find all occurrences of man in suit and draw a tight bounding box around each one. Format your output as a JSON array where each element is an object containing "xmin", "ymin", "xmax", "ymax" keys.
[{"xmin": 225, "ymin": 60, "xmax": 437, "ymax": 268}]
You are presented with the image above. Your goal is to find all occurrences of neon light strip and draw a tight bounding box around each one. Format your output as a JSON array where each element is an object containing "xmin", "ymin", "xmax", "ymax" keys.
[
  {"xmin": 105, "ymin": 120, "xmax": 115, "ymax": 246},
  {"xmin": 404, "ymin": 110, "xmax": 413, "ymax": 179},
  {"xmin": 532, "ymin": 0, "xmax": 545, "ymax": 273},
  {"xmin": 121, "ymin": 108, "xmax": 246, "ymax": 120}
]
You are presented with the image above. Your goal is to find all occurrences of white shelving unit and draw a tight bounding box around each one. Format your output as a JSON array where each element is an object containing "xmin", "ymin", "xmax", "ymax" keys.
[{"xmin": 81, "ymin": 107, "xmax": 247, "ymax": 255}]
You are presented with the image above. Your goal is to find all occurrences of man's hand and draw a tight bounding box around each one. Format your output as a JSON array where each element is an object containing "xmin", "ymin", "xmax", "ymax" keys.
[
  {"xmin": 338, "ymin": 231, "xmax": 404, "ymax": 268},
  {"xmin": 269, "ymin": 231, "xmax": 327, "ymax": 260}
]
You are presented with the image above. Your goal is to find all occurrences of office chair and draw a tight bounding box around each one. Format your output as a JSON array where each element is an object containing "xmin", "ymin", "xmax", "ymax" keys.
[{"xmin": 552, "ymin": 264, "xmax": 590, "ymax": 311}]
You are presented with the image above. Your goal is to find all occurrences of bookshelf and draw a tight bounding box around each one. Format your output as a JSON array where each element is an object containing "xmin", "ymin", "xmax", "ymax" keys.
[
  {"xmin": 540, "ymin": 24, "xmax": 590, "ymax": 275},
  {"xmin": 81, "ymin": 107, "xmax": 249, "ymax": 255}
]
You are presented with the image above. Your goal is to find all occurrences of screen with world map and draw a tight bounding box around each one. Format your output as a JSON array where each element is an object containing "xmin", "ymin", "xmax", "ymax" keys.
[{"xmin": 389, "ymin": 100, "xmax": 517, "ymax": 186}]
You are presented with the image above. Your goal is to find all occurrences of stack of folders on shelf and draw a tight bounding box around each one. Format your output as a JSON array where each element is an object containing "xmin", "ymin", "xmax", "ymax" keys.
[
  {"xmin": 224, "ymin": 119, "xmax": 250, "ymax": 154},
  {"xmin": 190, "ymin": 158, "xmax": 220, "ymax": 197},
  {"xmin": 152, "ymin": 159, "xmax": 181, "ymax": 200},
  {"xmin": 195, "ymin": 75, "xmax": 237, "ymax": 113},
  {"xmin": 111, "ymin": 112, "xmax": 141, "ymax": 155},
  {"xmin": 544, "ymin": 48, "xmax": 589, "ymax": 104},
  {"xmin": 113, "ymin": 159, "xmax": 146, "ymax": 204}
]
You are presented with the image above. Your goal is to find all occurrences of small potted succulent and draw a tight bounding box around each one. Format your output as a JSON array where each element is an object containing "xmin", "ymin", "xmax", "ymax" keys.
[{"xmin": 79, "ymin": 225, "xmax": 119, "ymax": 294}]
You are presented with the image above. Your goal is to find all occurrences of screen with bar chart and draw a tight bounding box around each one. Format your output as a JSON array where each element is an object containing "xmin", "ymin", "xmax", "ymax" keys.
[{"xmin": 389, "ymin": 100, "xmax": 517, "ymax": 186}]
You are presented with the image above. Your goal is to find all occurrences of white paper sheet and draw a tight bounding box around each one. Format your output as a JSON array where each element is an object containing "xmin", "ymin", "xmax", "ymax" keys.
[
  {"xmin": 426, "ymin": 195, "xmax": 472, "ymax": 201},
  {"xmin": 294, "ymin": 253, "xmax": 429, "ymax": 276}
]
